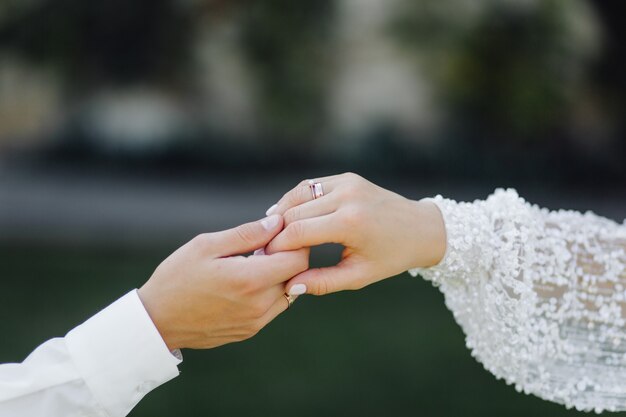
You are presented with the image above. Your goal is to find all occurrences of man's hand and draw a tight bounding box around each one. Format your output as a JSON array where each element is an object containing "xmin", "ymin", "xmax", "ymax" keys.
[{"xmin": 138, "ymin": 214, "xmax": 308, "ymax": 350}]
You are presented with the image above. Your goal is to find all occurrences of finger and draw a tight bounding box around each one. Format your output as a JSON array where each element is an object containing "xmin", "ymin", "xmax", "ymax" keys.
[
  {"xmin": 209, "ymin": 214, "xmax": 283, "ymax": 257},
  {"xmin": 258, "ymin": 292, "xmax": 297, "ymax": 328},
  {"xmin": 268, "ymin": 177, "xmax": 341, "ymax": 216},
  {"xmin": 283, "ymin": 193, "xmax": 339, "ymax": 226},
  {"xmin": 285, "ymin": 260, "xmax": 365, "ymax": 296},
  {"xmin": 258, "ymin": 283, "xmax": 289, "ymax": 308},
  {"xmin": 265, "ymin": 214, "xmax": 344, "ymax": 254},
  {"xmin": 238, "ymin": 248, "xmax": 311, "ymax": 286}
]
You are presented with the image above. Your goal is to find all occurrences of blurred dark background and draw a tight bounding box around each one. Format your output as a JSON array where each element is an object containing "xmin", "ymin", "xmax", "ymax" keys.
[{"xmin": 0, "ymin": 0, "xmax": 624, "ymax": 416}]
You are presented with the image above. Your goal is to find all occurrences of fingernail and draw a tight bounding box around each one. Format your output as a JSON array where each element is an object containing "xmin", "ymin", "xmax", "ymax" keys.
[
  {"xmin": 289, "ymin": 284, "xmax": 307, "ymax": 296},
  {"xmin": 261, "ymin": 214, "xmax": 280, "ymax": 230},
  {"xmin": 253, "ymin": 248, "xmax": 265, "ymax": 256},
  {"xmin": 265, "ymin": 204, "xmax": 278, "ymax": 216}
]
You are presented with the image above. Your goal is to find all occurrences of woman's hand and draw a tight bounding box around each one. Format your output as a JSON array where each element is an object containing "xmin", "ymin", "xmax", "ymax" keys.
[{"xmin": 265, "ymin": 173, "xmax": 446, "ymax": 296}]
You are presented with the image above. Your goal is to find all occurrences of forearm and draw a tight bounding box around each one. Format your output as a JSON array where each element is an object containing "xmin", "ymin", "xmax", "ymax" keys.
[
  {"xmin": 0, "ymin": 291, "xmax": 181, "ymax": 417},
  {"xmin": 0, "ymin": 338, "xmax": 104, "ymax": 417}
]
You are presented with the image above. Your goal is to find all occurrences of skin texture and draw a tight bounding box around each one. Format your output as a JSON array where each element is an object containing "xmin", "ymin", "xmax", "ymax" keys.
[
  {"xmin": 138, "ymin": 215, "xmax": 309, "ymax": 351},
  {"xmin": 265, "ymin": 173, "xmax": 447, "ymax": 296}
]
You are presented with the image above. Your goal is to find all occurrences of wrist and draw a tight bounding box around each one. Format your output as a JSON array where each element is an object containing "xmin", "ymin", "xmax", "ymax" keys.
[
  {"xmin": 409, "ymin": 199, "xmax": 446, "ymax": 268},
  {"xmin": 137, "ymin": 286, "xmax": 179, "ymax": 351}
]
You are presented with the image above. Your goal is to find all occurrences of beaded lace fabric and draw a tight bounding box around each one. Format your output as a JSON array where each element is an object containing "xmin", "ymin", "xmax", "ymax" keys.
[{"xmin": 409, "ymin": 189, "xmax": 626, "ymax": 413}]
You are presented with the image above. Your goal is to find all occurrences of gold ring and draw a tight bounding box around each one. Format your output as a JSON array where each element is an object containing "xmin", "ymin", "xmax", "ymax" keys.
[{"xmin": 283, "ymin": 293, "xmax": 296, "ymax": 309}]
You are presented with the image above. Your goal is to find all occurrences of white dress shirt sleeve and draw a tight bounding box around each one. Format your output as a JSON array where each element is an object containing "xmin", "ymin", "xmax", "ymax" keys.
[{"xmin": 0, "ymin": 289, "xmax": 182, "ymax": 417}]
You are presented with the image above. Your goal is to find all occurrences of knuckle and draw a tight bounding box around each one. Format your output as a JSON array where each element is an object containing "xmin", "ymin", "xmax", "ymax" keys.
[
  {"xmin": 238, "ymin": 330, "xmax": 256, "ymax": 342},
  {"xmin": 231, "ymin": 275, "xmax": 257, "ymax": 294},
  {"xmin": 251, "ymin": 319, "xmax": 265, "ymax": 334},
  {"xmin": 315, "ymin": 278, "xmax": 330, "ymax": 296},
  {"xmin": 341, "ymin": 206, "xmax": 367, "ymax": 227},
  {"xmin": 284, "ymin": 189, "xmax": 297, "ymax": 205},
  {"xmin": 285, "ymin": 221, "xmax": 305, "ymax": 241},
  {"xmin": 190, "ymin": 233, "xmax": 213, "ymax": 252},
  {"xmin": 283, "ymin": 206, "xmax": 300, "ymax": 225},
  {"xmin": 339, "ymin": 180, "xmax": 365, "ymax": 198},
  {"xmin": 344, "ymin": 173, "xmax": 368, "ymax": 190},
  {"xmin": 307, "ymin": 270, "xmax": 329, "ymax": 296},
  {"xmin": 339, "ymin": 185, "xmax": 358, "ymax": 199},
  {"xmin": 245, "ymin": 325, "xmax": 261, "ymax": 339},
  {"xmin": 235, "ymin": 224, "xmax": 258, "ymax": 245},
  {"xmin": 294, "ymin": 185, "xmax": 309, "ymax": 203},
  {"xmin": 249, "ymin": 299, "xmax": 269, "ymax": 319}
]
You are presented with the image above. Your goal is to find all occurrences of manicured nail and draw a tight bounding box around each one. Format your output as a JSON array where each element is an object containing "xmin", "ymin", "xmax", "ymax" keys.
[
  {"xmin": 261, "ymin": 214, "xmax": 280, "ymax": 230},
  {"xmin": 265, "ymin": 204, "xmax": 278, "ymax": 216},
  {"xmin": 253, "ymin": 248, "xmax": 265, "ymax": 256},
  {"xmin": 289, "ymin": 284, "xmax": 307, "ymax": 295}
]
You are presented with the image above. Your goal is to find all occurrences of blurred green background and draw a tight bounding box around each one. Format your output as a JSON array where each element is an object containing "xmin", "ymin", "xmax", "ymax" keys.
[{"xmin": 0, "ymin": 0, "xmax": 625, "ymax": 416}]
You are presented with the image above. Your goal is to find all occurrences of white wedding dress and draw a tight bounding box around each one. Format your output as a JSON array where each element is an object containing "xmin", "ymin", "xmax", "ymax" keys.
[{"xmin": 409, "ymin": 189, "xmax": 626, "ymax": 413}]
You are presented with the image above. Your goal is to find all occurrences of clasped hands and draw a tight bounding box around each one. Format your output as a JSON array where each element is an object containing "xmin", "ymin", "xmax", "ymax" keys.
[{"xmin": 138, "ymin": 173, "xmax": 446, "ymax": 351}]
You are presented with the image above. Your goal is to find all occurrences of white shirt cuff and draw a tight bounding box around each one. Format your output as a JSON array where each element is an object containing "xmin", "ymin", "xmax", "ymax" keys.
[{"xmin": 65, "ymin": 290, "xmax": 182, "ymax": 417}]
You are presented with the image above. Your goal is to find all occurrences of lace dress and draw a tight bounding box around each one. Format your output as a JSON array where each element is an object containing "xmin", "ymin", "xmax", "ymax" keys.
[{"xmin": 409, "ymin": 189, "xmax": 626, "ymax": 413}]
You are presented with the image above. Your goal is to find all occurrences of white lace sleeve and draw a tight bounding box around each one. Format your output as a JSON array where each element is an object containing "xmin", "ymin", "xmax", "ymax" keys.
[{"xmin": 409, "ymin": 189, "xmax": 626, "ymax": 413}]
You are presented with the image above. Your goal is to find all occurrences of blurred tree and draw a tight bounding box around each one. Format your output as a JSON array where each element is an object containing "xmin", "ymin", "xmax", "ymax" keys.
[
  {"xmin": 0, "ymin": 0, "xmax": 623, "ymax": 183},
  {"xmin": 392, "ymin": 0, "xmax": 600, "ymax": 147},
  {"xmin": 590, "ymin": 0, "xmax": 626, "ymax": 139},
  {"xmin": 0, "ymin": 0, "xmax": 193, "ymax": 88},
  {"xmin": 239, "ymin": 0, "xmax": 335, "ymax": 144}
]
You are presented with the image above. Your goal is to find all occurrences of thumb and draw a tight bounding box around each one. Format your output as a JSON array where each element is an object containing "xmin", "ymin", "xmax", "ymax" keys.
[
  {"xmin": 285, "ymin": 261, "xmax": 363, "ymax": 296},
  {"xmin": 212, "ymin": 214, "xmax": 283, "ymax": 257}
]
